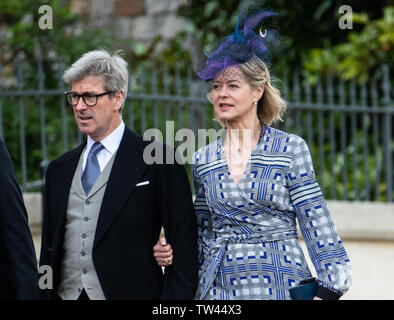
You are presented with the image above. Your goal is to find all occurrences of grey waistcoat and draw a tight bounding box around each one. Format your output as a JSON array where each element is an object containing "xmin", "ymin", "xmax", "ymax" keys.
[{"xmin": 57, "ymin": 149, "xmax": 116, "ymax": 300}]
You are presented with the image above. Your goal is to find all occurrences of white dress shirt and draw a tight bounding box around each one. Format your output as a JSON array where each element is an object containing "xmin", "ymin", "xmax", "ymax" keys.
[{"xmin": 82, "ymin": 121, "xmax": 125, "ymax": 175}]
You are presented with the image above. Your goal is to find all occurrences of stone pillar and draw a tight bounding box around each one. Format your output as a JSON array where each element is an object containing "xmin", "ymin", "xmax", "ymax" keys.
[
  {"xmin": 71, "ymin": 0, "xmax": 192, "ymax": 55},
  {"xmin": 72, "ymin": 0, "xmax": 115, "ymax": 29},
  {"xmin": 115, "ymin": 0, "xmax": 145, "ymax": 16}
]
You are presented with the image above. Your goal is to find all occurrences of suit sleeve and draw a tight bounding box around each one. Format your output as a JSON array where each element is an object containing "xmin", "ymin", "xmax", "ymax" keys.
[
  {"xmin": 0, "ymin": 140, "xmax": 38, "ymax": 299},
  {"xmin": 157, "ymin": 146, "xmax": 199, "ymax": 300},
  {"xmin": 287, "ymin": 136, "xmax": 352, "ymax": 299}
]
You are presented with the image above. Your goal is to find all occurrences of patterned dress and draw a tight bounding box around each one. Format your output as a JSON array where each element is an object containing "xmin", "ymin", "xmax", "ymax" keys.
[{"xmin": 193, "ymin": 126, "xmax": 352, "ymax": 300}]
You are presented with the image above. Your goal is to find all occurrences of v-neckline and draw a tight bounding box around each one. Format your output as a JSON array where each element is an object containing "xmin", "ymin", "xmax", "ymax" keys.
[
  {"xmin": 218, "ymin": 124, "xmax": 268, "ymax": 186},
  {"xmin": 220, "ymin": 136, "xmax": 259, "ymax": 186}
]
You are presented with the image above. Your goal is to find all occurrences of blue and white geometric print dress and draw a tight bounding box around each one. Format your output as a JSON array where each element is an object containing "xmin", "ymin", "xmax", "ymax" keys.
[{"xmin": 192, "ymin": 126, "xmax": 352, "ymax": 300}]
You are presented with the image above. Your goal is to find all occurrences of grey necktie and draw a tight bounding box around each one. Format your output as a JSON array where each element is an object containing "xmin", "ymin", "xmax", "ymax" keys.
[{"xmin": 82, "ymin": 142, "xmax": 105, "ymax": 195}]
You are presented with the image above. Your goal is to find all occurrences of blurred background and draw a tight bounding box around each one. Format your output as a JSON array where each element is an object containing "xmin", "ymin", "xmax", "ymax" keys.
[{"xmin": 0, "ymin": 0, "xmax": 393, "ymax": 299}]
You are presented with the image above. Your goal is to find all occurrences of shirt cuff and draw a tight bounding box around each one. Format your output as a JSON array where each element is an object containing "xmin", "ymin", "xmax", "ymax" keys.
[{"xmin": 315, "ymin": 286, "xmax": 342, "ymax": 300}]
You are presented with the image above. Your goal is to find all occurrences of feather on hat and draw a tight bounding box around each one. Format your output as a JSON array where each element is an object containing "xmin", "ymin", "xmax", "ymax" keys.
[{"xmin": 197, "ymin": 5, "xmax": 277, "ymax": 80}]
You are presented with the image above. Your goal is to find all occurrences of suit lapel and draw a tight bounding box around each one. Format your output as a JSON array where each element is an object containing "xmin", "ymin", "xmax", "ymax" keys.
[
  {"xmin": 94, "ymin": 128, "xmax": 148, "ymax": 247},
  {"xmin": 51, "ymin": 143, "xmax": 86, "ymax": 250}
]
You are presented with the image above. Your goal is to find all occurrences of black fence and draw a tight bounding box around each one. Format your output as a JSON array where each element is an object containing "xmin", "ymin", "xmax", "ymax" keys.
[{"xmin": 0, "ymin": 59, "xmax": 393, "ymax": 202}]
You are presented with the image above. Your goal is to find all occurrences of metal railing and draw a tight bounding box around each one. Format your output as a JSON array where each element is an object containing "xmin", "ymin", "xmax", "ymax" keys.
[{"xmin": 0, "ymin": 58, "xmax": 393, "ymax": 201}]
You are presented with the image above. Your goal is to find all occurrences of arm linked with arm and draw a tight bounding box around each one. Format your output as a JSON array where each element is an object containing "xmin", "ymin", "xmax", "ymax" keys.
[{"xmin": 157, "ymin": 147, "xmax": 199, "ymax": 299}]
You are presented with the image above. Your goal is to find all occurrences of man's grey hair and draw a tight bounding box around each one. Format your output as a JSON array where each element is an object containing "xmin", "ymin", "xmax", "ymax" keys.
[{"xmin": 63, "ymin": 49, "xmax": 128, "ymax": 107}]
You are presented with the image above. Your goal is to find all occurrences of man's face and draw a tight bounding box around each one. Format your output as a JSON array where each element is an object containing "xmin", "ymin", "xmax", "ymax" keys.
[{"xmin": 71, "ymin": 75, "xmax": 123, "ymax": 141}]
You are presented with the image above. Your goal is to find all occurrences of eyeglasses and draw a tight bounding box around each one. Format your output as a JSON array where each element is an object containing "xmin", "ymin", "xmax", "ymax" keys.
[{"xmin": 64, "ymin": 91, "xmax": 115, "ymax": 107}]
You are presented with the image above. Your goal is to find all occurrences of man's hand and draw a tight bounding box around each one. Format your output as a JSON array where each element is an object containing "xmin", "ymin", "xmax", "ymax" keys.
[{"xmin": 153, "ymin": 236, "xmax": 173, "ymax": 266}]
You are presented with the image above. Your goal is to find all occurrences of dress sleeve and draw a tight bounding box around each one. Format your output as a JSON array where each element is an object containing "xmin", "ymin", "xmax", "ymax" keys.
[
  {"xmin": 286, "ymin": 135, "xmax": 352, "ymax": 299},
  {"xmin": 192, "ymin": 161, "xmax": 214, "ymax": 267}
]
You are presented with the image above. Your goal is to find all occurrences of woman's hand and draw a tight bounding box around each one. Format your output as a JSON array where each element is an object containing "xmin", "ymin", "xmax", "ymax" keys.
[
  {"xmin": 313, "ymin": 296, "xmax": 322, "ymax": 300},
  {"xmin": 153, "ymin": 236, "xmax": 173, "ymax": 266}
]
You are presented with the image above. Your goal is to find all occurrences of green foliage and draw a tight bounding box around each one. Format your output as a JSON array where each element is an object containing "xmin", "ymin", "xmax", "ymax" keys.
[
  {"xmin": 0, "ymin": 0, "xmax": 392, "ymax": 200},
  {"xmin": 303, "ymin": 6, "xmax": 394, "ymax": 83},
  {"xmin": 0, "ymin": 0, "xmax": 118, "ymax": 189},
  {"xmin": 277, "ymin": 109, "xmax": 392, "ymax": 202},
  {"xmin": 178, "ymin": 0, "xmax": 388, "ymax": 74},
  {"xmin": 0, "ymin": 0, "xmax": 116, "ymax": 83}
]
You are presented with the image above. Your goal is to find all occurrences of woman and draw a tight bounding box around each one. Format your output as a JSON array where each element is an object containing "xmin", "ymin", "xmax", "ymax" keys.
[{"xmin": 154, "ymin": 8, "xmax": 352, "ymax": 300}]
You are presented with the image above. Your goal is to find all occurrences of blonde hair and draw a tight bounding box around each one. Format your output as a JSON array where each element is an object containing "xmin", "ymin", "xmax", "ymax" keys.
[
  {"xmin": 239, "ymin": 56, "xmax": 286, "ymax": 125},
  {"xmin": 208, "ymin": 56, "xmax": 287, "ymax": 126}
]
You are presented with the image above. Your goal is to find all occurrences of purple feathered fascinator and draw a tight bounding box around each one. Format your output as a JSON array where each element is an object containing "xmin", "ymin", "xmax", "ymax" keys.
[{"xmin": 197, "ymin": 9, "xmax": 277, "ymax": 80}]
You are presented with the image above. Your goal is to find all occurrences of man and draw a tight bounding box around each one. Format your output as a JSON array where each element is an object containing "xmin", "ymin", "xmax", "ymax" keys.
[
  {"xmin": 0, "ymin": 139, "xmax": 38, "ymax": 299},
  {"xmin": 39, "ymin": 49, "xmax": 198, "ymax": 300}
]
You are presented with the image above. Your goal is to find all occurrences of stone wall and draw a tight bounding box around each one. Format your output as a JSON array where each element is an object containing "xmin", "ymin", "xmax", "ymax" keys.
[{"xmin": 71, "ymin": 0, "xmax": 189, "ymax": 44}]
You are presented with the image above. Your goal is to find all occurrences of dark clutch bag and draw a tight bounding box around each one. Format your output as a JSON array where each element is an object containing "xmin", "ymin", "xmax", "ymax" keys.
[{"xmin": 289, "ymin": 278, "xmax": 318, "ymax": 300}]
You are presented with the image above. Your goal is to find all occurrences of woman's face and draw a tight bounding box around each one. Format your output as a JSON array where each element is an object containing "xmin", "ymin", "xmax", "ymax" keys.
[{"xmin": 211, "ymin": 66, "xmax": 263, "ymax": 125}]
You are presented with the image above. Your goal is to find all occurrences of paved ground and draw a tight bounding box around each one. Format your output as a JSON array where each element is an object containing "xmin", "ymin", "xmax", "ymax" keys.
[{"xmin": 33, "ymin": 234, "xmax": 394, "ymax": 300}]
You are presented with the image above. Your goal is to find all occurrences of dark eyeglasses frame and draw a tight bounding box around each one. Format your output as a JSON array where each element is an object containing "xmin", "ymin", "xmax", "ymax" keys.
[{"xmin": 64, "ymin": 91, "xmax": 115, "ymax": 107}]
